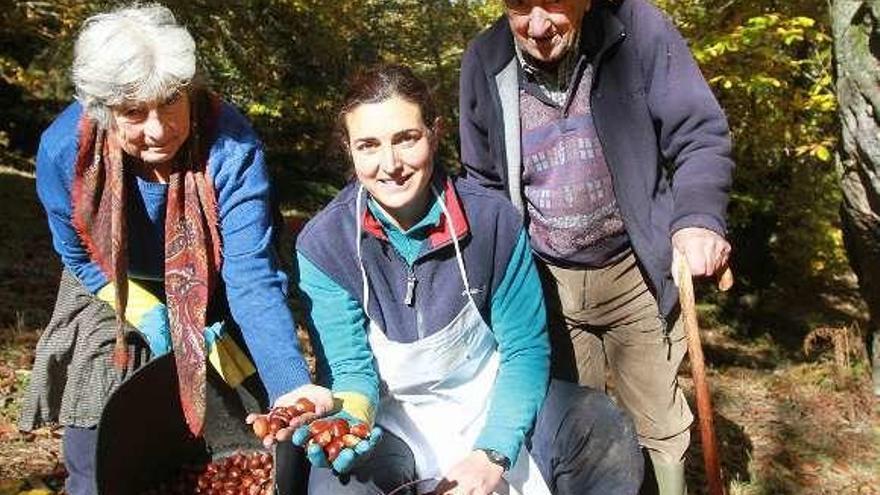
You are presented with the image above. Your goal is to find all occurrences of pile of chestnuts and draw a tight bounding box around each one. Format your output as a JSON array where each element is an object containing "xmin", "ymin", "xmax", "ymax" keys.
[
  {"xmin": 302, "ymin": 416, "xmax": 371, "ymax": 462},
  {"xmin": 136, "ymin": 398, "xmax": 377, "ymax": 494},
  {"xmin": 138, "ymin": 451, "xmax": 273, "ymax": 495},
  {"xmin": 250, "ymin": 398, "xmax": 373, "ymax": 463}
]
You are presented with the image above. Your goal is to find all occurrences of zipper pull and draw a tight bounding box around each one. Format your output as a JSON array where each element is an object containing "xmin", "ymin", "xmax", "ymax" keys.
[{"xmin": 404, "ymin": 270, "xmax": 417, "ymax": 306}]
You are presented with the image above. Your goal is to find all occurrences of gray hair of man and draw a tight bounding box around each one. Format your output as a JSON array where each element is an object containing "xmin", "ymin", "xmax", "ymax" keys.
[{"xmin": 72, "ymin": 3, "xmax": 197, "ymax": 127}]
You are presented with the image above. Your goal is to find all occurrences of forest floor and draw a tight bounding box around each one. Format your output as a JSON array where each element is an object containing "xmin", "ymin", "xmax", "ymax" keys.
[{"xmin": 0, "ymin": 165, "xmax": 877, "ymax": 494}]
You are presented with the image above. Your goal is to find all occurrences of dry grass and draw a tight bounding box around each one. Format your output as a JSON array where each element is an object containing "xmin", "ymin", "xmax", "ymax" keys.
[
  {"xmin": 683, "ymin": 326, "xmax": 880, "ymax": 495},
  {"xmin": 0, "ymin": 324, "xmax": 65, "ymax": 487}
]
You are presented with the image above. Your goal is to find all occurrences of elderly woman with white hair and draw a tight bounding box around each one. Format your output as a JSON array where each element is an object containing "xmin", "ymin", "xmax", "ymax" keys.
[{"xmin": 18, "ymin": 4, "xmax": 331, "ymax": 493}]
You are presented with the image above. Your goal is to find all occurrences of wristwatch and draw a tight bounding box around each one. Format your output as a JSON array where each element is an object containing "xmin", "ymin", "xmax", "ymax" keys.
[{"xmin": 477, "ymin": 448, "xmax": 511, "ymax": 472}]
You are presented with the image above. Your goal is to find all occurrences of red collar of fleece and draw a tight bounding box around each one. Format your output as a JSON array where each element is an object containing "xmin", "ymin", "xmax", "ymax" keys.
[{"xmin": 361, "ymin": 177, "xmax": 470, "ymax": 249}]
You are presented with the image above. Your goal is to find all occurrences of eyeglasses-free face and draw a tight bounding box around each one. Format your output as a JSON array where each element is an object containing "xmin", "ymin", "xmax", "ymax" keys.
[
  {"xmin": 111, "ymin": 91, "xmax": 191, "ymax": 166},
  {"xmin": 345, "ymin": 95, "xmax": 439, "ymax": 231},
  {"xmin": 504, "ymin": 0, "xmax": 591, "ymax": 65}
]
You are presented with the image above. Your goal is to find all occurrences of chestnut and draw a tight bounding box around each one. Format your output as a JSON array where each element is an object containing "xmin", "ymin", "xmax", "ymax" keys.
[
  {"xmin": 325, "ymin": 437, "xmax": 345, "ymax": 462},
  {"xmin": 341, "ymin": 433, "xmax": 362, "ymax": 448},
  {"xmin": 293, "ymin": 397, "xmax": 316, "ymax": 414},
  {"xmin": 269, "ymin": 408, "xmax": 292, "ymax": 422},
  {"xmin": 314, "ymin": 429, "xmax": 334, "ymax": 447},
  {"xmin": 349, "ymin": 422, "xmax": 370, "ymax": 439},
  {"xmin": 308, "ymin": 419, "xmax": 333, "ymax": 437},
  {"xmin": 268, "ymin": 417, "xmax": 286, "ymax": 435},
  {"xmin": 329, "ymin": 418, "xmax": 350, "ymax": 437},
  {"xmin": 251, "ymin": 416, "xmax": 269, "ymax": 438}
]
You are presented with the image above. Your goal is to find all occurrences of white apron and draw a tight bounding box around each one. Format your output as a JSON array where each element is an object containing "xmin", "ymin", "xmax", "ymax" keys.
[{"xmin": 355, "ymin": 186, "xmax": 551, "ymax": 495}]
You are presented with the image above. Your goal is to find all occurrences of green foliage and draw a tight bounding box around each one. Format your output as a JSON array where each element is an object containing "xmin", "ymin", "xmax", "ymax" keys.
[
  {"xmin": 1, "ymin": 0, "xmax": 503, "ymax": 200},
  {"xmin": 659, "ymin": 0, "xmax": 845, "ymax": 293},
  {"xmin": 0, "ymin": 0, "xmax": 91, "ymax": 170}
]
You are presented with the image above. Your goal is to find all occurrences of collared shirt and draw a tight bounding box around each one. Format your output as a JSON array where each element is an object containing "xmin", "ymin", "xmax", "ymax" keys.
[
  {"xmin": 514, "ymin": 30, "xmax": 582, "ymax": 107},
  {"xmin": 367, "ymin": 193, "xmax": 444, "ymax": 266}
]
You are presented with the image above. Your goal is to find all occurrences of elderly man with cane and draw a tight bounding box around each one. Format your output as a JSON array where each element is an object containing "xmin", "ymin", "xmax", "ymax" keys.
[{"xmin": 459, "ymin": 1, "xmax": 734, "ymax": 493}]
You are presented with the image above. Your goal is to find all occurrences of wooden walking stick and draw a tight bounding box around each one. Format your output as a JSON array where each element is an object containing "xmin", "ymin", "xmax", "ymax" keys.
[{"xmin": 675, "ymin": 253, "xmax": 733, "ymax": 495}]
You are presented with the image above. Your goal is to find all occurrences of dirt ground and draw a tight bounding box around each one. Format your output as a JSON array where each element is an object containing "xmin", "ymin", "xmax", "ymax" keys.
[{"xmin": 0, "ymin": 166, "xmax": 877, "ymax": 494}]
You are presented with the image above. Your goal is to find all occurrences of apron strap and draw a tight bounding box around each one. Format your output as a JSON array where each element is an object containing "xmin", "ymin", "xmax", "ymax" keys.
[
  {"xmin": 430, "ymin": 185, "xmax": 475, "ymax": 307},
  {"xmin": 355, "ymin": 186, "xmax": 372, "ymax": 319}
]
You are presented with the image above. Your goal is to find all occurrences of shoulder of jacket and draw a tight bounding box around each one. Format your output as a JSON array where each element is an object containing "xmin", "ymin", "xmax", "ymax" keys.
[
  {"xmin": 210, "ymin": 102, "xmax": 262, "ymax": 156},
  {"xmin": 615, "ymin": 0, "xmax": 679, "ymax": 42},
  {"xmin": 296, "ymin": 182, "xmax": 359, "ymax": 249}
]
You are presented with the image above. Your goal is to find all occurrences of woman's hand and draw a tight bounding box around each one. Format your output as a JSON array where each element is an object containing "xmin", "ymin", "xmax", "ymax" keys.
[
  {"xmin": 433, "ymin": 451, "xmax": 505, "ymax": 495},
  {"xmin": 291, "ymin": 410, "xmax": 382, "ymax": 474},
  {"xmin": 274, "ymin": 384, "xmax": 334, "ymax": 414},
  {"xmin": 246, "ymin": 383, "xmax": 334, "ymax": 447}
]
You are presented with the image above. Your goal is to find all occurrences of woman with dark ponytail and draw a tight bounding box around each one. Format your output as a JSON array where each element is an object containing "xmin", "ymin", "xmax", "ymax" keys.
[{"xmin": 293, "ymin": 63, "xmax": 643, "ymax": 495}]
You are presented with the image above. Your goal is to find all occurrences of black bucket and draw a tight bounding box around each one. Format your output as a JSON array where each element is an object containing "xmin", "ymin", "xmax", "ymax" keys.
[{"xmin": 95, "ymin": 354, "xmax": 308, "ymax": 494}]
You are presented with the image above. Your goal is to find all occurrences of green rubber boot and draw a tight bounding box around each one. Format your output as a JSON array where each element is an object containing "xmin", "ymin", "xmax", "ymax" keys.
[{"xmin": 648, "ymin": 451, "xmax": 687, "ymax": 495}]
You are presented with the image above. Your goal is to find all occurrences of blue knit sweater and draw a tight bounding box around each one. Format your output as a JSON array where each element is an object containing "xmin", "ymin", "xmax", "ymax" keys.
[{"xmin": 35, "ymin": 101, "xmax": 311, "ymax": 403}]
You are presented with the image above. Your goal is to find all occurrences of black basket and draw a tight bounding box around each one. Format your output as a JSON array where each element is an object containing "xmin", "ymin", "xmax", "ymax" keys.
[{"xmin": 95, "ymin": 354, "xmax": 307, "ymax": 494}]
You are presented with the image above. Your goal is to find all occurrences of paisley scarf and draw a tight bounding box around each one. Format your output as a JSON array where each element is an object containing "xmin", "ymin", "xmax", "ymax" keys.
[{"xmin": 71, "ymin": 90, "xmax": 223, "ymax": 436}]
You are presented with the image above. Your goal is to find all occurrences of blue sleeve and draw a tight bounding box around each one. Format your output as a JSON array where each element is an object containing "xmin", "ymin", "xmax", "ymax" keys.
[
  {"xmin": 211, "ymin": 131, "xmax": 311, "ymax": 403},
  {"xmin": 459, "ymin": 40, "xmax": 506, "ymax": 192},
  {"xmin": 295, "ymin": 253, "xmax": 379, "ymax": 408},
  {"xmin": 474, "ymin": 229, "xmax": 550, "ymax": 464},
  {"xmin": 639, "ymin": 4, "xmax": 733, "ymax": 236},
  {"xmin": 35, "ymin": 104, "xmax": 108, "ymax": 293}
]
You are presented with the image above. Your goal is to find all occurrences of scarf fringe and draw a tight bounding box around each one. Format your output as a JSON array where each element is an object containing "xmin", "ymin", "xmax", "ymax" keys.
[{"xmin": 112, "ymin": 321, "xmax": 129, "ymax": 370}]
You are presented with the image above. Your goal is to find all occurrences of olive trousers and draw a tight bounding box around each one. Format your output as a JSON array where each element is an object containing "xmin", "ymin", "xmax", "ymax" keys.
[{"xmin": 537, "ymin": 251, "xmax": 693, "ymax": 464}]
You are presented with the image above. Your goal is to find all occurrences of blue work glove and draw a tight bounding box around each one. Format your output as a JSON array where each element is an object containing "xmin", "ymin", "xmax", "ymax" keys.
[
  {"xmin": 292, "ymin": 410, "xmax": 382, "ymax": 474},
  {"xmin": 138, "ymin": 304, "xmax": 172, "ymax": 356},
  {"xmin": 203, "ymin": 320, "xmax": 225, "ymax": 348},
  {"xmin": 98, "ymin": 281, "xmax": 171, "ymax": 356},
  {"xmin": 98, "ymin": 281, "xmax": 256, "ymax": 386},
  {"xmin": 134, "ymin": 305, "xmax": 229, "ymax": 359}
]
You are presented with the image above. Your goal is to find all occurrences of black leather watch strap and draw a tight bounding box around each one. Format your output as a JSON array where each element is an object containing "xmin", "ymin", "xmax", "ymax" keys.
[{"xmin": 477, "ymin": 448, "xmax": 511, "ymax": 472}]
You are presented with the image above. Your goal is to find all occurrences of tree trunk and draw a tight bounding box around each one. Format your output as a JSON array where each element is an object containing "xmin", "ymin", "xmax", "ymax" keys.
[{"xmin": 832, "ymin": 0, "xmax": 880, "ymax": 394}]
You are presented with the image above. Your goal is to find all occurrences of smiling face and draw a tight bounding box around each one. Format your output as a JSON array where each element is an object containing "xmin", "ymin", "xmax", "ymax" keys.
[
  {"xmin": 111, "ymin": 91, "xmax": 191, "ymax": 165},
  {"xmin": 345, "ymin": 95, "xmax": 437, "ymax": 230},
  {"xmin": 505, "ymin": 0, "xmax": 590, "ymax": 65}
]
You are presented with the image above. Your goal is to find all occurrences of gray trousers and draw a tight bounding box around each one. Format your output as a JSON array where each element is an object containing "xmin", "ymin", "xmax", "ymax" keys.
[{"xmin": 538, "ymin": 251, "xmax": 693, "ymax": 463}]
